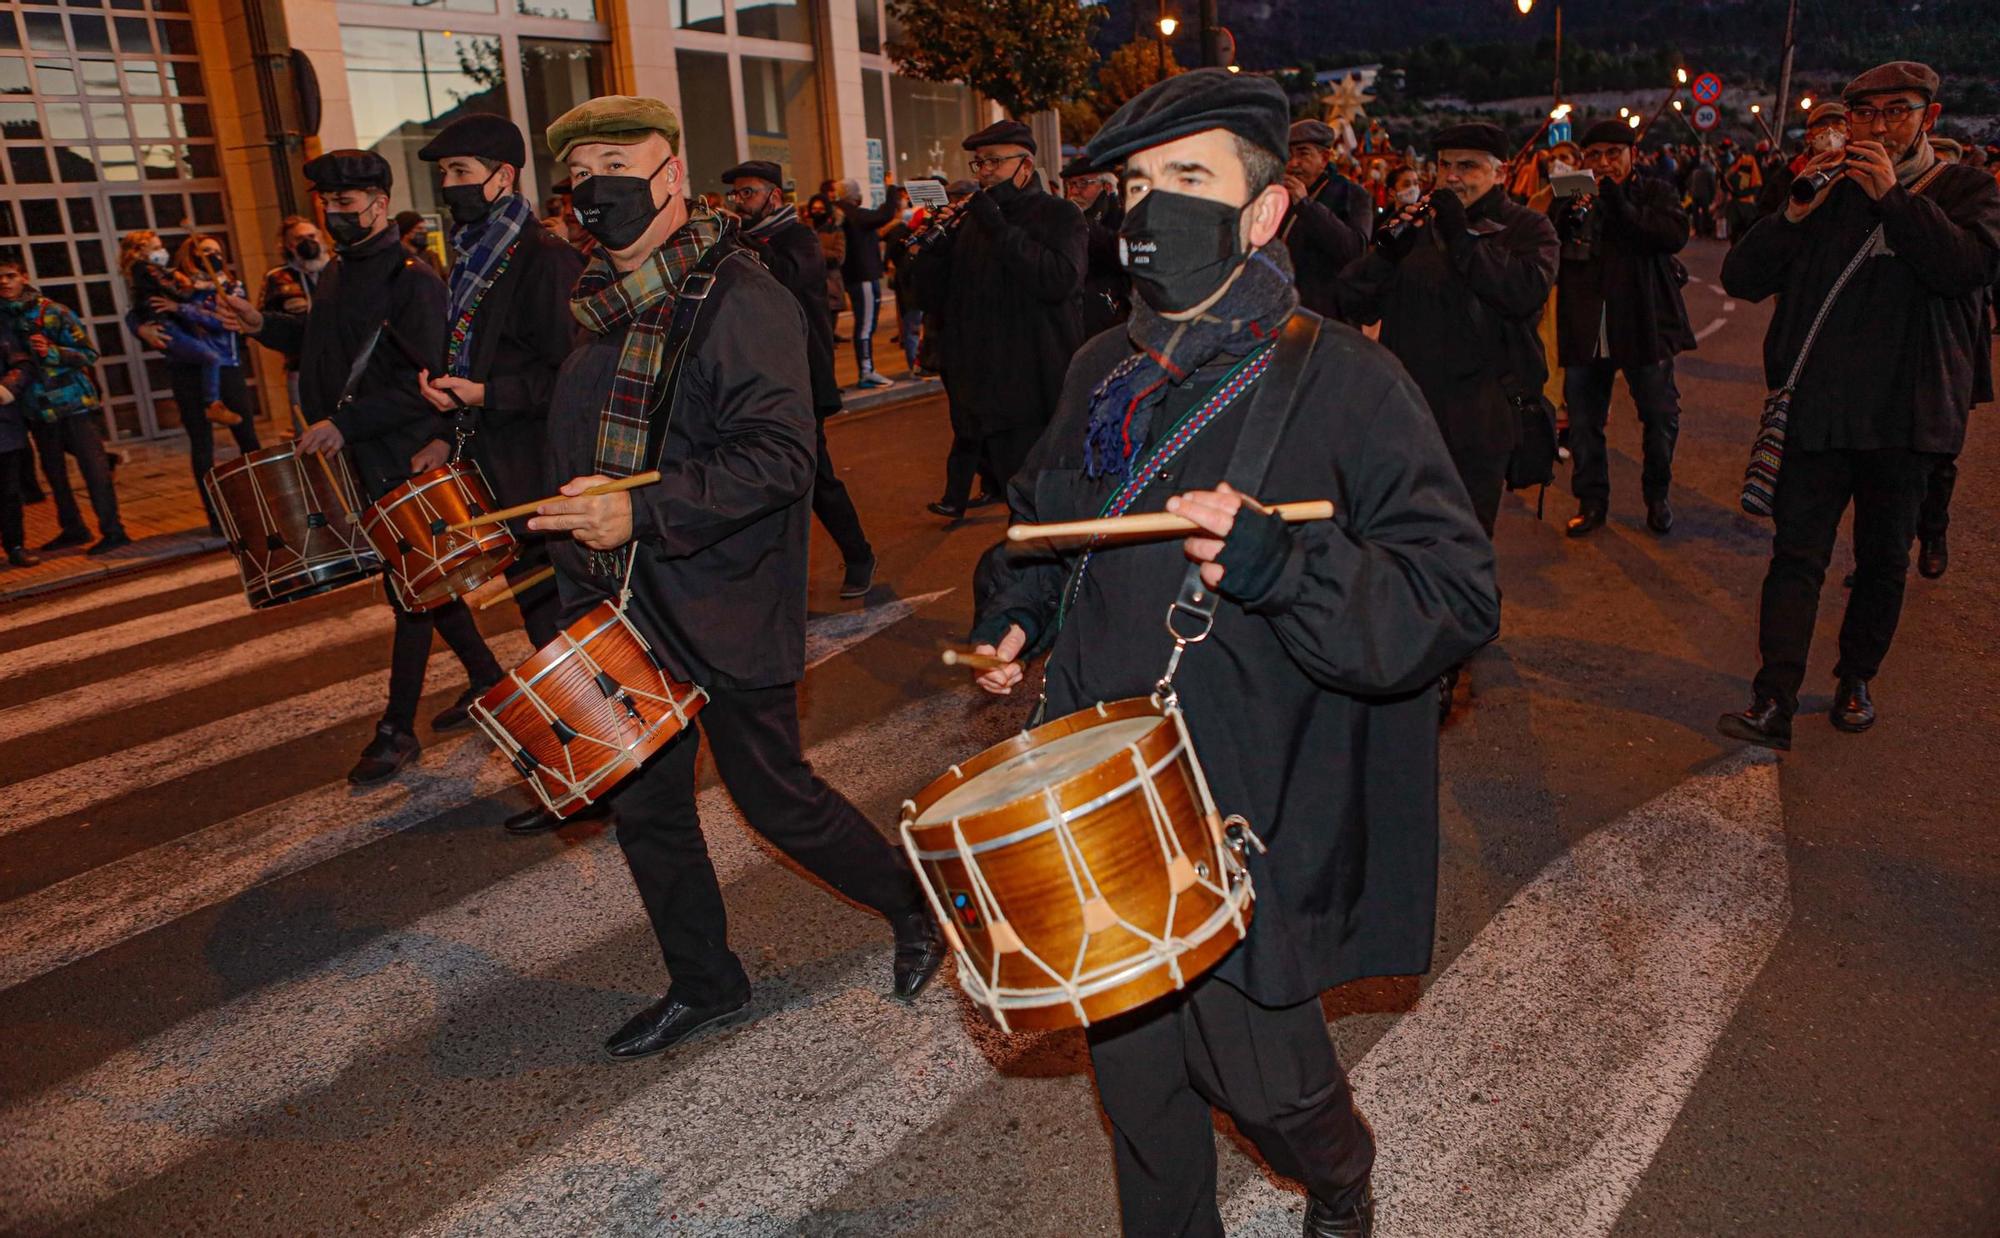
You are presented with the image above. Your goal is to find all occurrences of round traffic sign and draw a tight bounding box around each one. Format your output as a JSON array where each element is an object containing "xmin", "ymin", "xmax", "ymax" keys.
[
  {"xmin": 1691, "ymin": 72, "xmax": 1723, "ymax": 105},
  {"xmin": 1692, "ymin": 103, "xmax": 1720, "ymax": 131}
]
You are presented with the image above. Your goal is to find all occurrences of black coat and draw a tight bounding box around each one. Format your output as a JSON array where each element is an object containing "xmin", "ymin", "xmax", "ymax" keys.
[
  {"xmin": 1551, "ymin": 172, "xmax": 1695, "ymax": 368},
  {"xmin": 744, "ymin": 215, "xmax": 842, "ymax": 414},
  {"xmin": 545, "ymin": 247, "xmax": 817, "ymax": 691},
  {"xmin": 1337, "ymin": 186, "xmax": 1558, "ymax": 456},
  {"xmin": 1722, "ymin": 166, "xmax": 2000, "ymax": 455},
  {"xmin": 455, "ymin": 218, "xmax": 586, "ymax": 508},
  {"xmin": 1312, "ymin": 171, "xmax": 1375, "ymax": 246},
  {"xmin": 838, "ymin": 199, "xmax": 896, "ymax": 283},
  {"xmin": 973, "ymin": 315, "xmax": 1500, "ymax": 1005},
  {"xmin": 913, "ymin": 179, "xmax": 1086, "ymax": 435},
  {"xmin": 269, "ymin": 227, "xmax": 448, "ymax": 500},
  {"xmin": 1282, "ymin": 197, "xmax": 1363, "ymax": 322},
  {"xmin": 1076, "ymin": 198, "xmax": 1131, "ymax": 341}
]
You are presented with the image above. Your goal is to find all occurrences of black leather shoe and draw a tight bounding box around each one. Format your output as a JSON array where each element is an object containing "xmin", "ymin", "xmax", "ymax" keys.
[
  {"xmin": 1831, "ymin": 676, "xmax": 1875, "ymax": 733},
  {"xmin": 1303, "ymin": 1181, "xmax": 1374, "ymax": 1237},
  {"xmin": 1918, "ymin": 533, "xmax": 1947, "ymax": 579},
  {"xmin": 925, "ymin": 501, "xmax": 965, "ymax": 521},
  {"xmin": 839, "ymin": 554, "xmax": 876, "ymax": 599},
  {"xmin": 1645, "ymin": 498, "xmax": 1674, "ymax": 534},
  {"xmin": 1565, "ymin": 503, "xmax": 1607, "ymax": 538},
  {"xmin": 603, "ymin": 990, "xmax": 751, "ymax": 1060},
  {"xmin": 503, "ymin": 799, "xmax": 611, "ymax": 836},
  {"xmin": 430, "ymin": 680, "xmax": 497, "ymax": 732},
  {"xmin": 348, "ymin": 723, "xmax": 420, "ymax": 784},
  {"xmin": 967, "ymin": 490, "xmax": 1005, "ymax": 509},
  {"xmin": 890, "ymin": 910, "xmax": 946, "ymax": 1001},
  {"xmin": 4, "ymin": 546, "xmax": 39, "ymax": 568},
  {"xmin": 1716, "ymin": 697, "xmax": 1792, "ymax": 751},
  {"xmin": 86, "ymin": 531, "xmax": 132, "ymax": 556},
  {"xmin": 39, "ymin": 527, "xmax": 89, "ymax": 551}
]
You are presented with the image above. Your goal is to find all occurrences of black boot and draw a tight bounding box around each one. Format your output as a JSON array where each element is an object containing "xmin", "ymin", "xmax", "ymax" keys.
[
  {"xmin": 603, "ymin": 989, "xmax": 751, "ymax": 1060},
  {"xmin": 431, "ymin": 679, "xmax": 499, "ymax": 732},
  {"xmin": 1645, "ymin": 497, "xmax": 1674, "ymax": 534},
  {"xmin": 890, "ymin": 910, "xmax": 946, "ymax": 1001},
  {"xmin": 503, "ymin": 798, "xmax": 611, "ymax": 836},
  {"xmin": 1716, "ymin": 697, "xmax": 1792, "ymax": 751},
  {"xmin": 1831, "ymin": 676, "xmax": 1875, "ymax": 733},
  {"xmin": 1565, "ymin": 502, "xmax": 1606, "ymax": 538},
  {"xmin": 839, "ymin": 554, "xmax": 876, "ymax": 599},
  {"xmin": 1918, "ymin": 533, "xmax": 1947, "ymax": 579},
  {"xmin": 1302, "ymin": 1181, "xmax": 1374, "ymax": 1237},
  {"xmin": 348, "ymin": 723, "xmax": 421, "ymax": 784},
  {"xmin": 5, "ymin": 546, "xmax": 39, "ymax": 568}
]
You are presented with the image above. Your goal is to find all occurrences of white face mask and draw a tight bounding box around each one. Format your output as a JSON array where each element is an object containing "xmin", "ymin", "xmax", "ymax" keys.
[
  {"xmin": 1395, "ymin": 185, "xmax": 1423, "ymax": 206},
  {"xmin": 146, "ymin": 248, "xmax": 169, "ymax": 266}
]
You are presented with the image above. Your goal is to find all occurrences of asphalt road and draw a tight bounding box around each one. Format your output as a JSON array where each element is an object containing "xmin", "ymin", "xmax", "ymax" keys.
[{"xmin": 2, "ymin": 237, "xmax": 1995, "ymax": 1237}]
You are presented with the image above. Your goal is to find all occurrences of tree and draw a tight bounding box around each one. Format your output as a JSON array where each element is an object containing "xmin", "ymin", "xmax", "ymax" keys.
[
  {"xmin": 886, "ymin": 0, "xmax": 1103, "ymax": 118},
  {"xmin": 1097, "ymin": 40, "xmax": 1183, "ymax": 113}
]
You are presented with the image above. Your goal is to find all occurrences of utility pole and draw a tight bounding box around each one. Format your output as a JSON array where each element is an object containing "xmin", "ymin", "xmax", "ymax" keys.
[
  {"xmin": 1774, "ymin": 0, "xmax": 1800, "ymax": 148},
  {"xmin": 1199, "ymin": 0, "xmax": 1219, "ymax": 67}
]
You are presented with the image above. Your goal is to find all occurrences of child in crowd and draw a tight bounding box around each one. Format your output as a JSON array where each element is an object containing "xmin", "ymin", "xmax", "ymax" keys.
[{"xmin": 119, "ymin": 229, "xmax": 238, "ymax": 426}]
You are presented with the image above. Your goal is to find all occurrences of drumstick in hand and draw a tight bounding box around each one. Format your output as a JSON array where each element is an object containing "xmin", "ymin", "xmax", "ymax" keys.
[
  {"xmin": 1007, "ymin": 499, "xmax": 1334, "ymax": 543},
  {"xmin": 450, "ymin": 470, "xmax": 663, "ymax": 531},
  {"xmin": 477, "ymin": 565, "xmax": 555, "ymax": 611},
  {"xmin": 941, "ymin": 648, "xmax": 1010, "ymax": 671}
]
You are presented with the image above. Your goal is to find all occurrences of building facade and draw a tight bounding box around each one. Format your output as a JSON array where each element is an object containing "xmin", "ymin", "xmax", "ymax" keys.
[{"xmin": 0, "ymin": 0, "xmax": 986, "ymax": 440}]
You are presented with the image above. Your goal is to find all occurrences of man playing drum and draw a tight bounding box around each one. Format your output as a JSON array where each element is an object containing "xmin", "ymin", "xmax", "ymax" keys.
[
  {"xmin": 965, "ymin": 70, "xmax": 1500, "ymax": 1237},
  {"xmin": 521, "ymin": 96, "xmax": 945, "ymax": 1060}
]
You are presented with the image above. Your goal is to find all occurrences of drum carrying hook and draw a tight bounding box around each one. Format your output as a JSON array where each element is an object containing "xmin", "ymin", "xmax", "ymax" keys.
[{"xmin": 1155, "ymin": 573, "xmax": 1217, "ymax": 704}]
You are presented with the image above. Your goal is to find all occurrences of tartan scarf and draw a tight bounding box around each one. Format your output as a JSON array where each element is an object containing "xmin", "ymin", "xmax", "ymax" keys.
[
  {"xmin": 445, "ymin": 192, "xmax": 538, "ymax": 376},
  {"xmin": 570, "ymin": 204, "xmax": 726, "ymax": 479},
  {"xmin": 743, "ymin": 203, "xmax": 799, "ymax": 240}
]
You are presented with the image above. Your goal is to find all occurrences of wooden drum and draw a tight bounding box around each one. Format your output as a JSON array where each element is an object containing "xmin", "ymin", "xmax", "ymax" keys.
[
  {"xmin": 472, "ymin": 602, "xmax": 707, "ymax": 818},
  {"xmin": 205, "ymin": 443, "xmax": 382, "ymax": 609},
  {"xmin": 360, "ymin": 461, "xmax": 517, "ymax": 612},
  {"xmin": 900, "ymin": 697, "xmax": 1255, "ymax": 1031}
]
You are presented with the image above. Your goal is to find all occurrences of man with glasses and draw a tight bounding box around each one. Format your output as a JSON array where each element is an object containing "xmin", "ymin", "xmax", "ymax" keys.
[
  {"xmin": 1551, "ymin": 119, "xmax": 1696, "ymax": 538},
  {"xmin": 1718, "ymin": 60, "xmax": 2000, "ymax": 748},
  {"xmin": 723, "ymin": 159, "xmax": 876, "ymax": 598},
  {"xmin": 911, "ymin": 119, "xmax": 1086, "ymax": 520}
]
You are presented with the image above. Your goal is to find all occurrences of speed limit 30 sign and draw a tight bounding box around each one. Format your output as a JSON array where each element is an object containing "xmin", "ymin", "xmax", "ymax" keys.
[{"xmin": 1691, "ymin": 102, "xmax": 1720, "ymax": 131}]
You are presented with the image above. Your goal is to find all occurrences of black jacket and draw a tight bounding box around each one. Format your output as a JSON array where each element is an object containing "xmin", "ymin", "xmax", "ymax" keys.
[
  {"xmin": 913, "ymin": 179, "xmax": 1086, "ymax": 435},
  {"xmin": 838, "ymin": 199, "xmax": 895, "ymax": 283},
  {"xmin": 1312, "ymin": 171, "xmax": 1375, "ymax": 246},
  {"xmin": 1075, "ymin": 196, "xmax": 1131, "ymax": 341},
  {"xmin": 1282, "ymin": 197, "xmax": 1363, "ymax": 322},
  {"xmin": 1722, "ymin": 165, "xmax": 2000, "ymax": 455},
  {"xmin": 546, "ymin": 245, "xmax": 817, "ymax": 691},
  {"xmin": 973, "ymin": 314, "xmax": 1500, "ymax": 1004},
  {"xmin": 744, "ymin": 215, "xmax": 842, "ymax": 414},
  {"xmin": 262, "ymin": 227, "xmax": 448, "ymax": 500},
  {"xmin": 1551, "ymin": 172, "xmax": 1695, "ymax": 368},
  {"xmin": 1337, "ymin": 186, "xmax": 1558, "ymax": 456}
]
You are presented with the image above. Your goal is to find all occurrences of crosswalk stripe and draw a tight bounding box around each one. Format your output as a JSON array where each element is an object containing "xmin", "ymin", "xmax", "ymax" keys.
[
  {"xmin": 0, "ymin": 591, "xmax": 271, "ymax": 679},
  {"xmin": 0, "ymin": 687, "xmax": 1008, "ymax": 1233},
  {"xmin": 0, "ymin": 555, "xmax": 237, "ymax": 636}
]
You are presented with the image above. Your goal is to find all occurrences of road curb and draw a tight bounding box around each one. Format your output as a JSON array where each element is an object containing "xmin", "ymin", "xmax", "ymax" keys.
[
  {"xmin": 840, "ymin": 376, "xmax": 942, "ymax": 414},
  {"xmin": 0, "ymin": 535, "xmax": 228, "ymax": 606}
]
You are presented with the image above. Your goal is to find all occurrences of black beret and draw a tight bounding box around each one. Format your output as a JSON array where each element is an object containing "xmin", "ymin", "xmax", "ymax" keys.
[
  {"xmin": 303, "ymin": 148, "xmax": 392, "ymax": 193},
  {"xmin": 1288, "ymin": 119, "xmax": 1338, "ymax": 148},
  {"xmin": 1432, "ymin": 122, "xmax": 1509, "ymax": 160},
  {"xmin": 1083, "ymin": 68, "xmax": 1289, "ymax": 174},
  {"xmin": 1060, "ymin": 154, "xmax": 1112, "ymax": 180},
  {"xmin": 1580, "ymin": 119, "xmax": 1637, "ymax": 148},
  {"xmin": 1844, "ymin": 60, "xmax": 1940, "ymax": 103},
  {"xmin": 963, "ymin": 119, "xmax": 1036, "ymax": 154},
  {"xmin": 416, "ymin": 113, "xmax": 526, "ymax": 168},
  {"xmin": 720, "ymin": 159, "xmax": 785, "ymax": 186}
]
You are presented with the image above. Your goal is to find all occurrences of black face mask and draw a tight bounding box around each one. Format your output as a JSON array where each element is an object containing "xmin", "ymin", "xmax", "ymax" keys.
[
  {"xmin": 293, "ymin": 238, "xmax": 322, "ymax": 262},
  {"xmin": 442, "ymin": 167, "xmax": 505, "ymax": 227},
  {"xmin": 324, "ymin": 210, "xmax": 374, "ymax": 249},
  {"xmin": 1118, "ymin": 189, "xmax": 1248, "ymax": 314},
  {"xmin": 571, "ymin": 156, "xmax": 670, "ymax": 251}
]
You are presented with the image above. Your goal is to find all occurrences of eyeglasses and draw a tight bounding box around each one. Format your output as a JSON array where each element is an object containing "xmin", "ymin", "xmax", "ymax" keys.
[
  {"xmin": 967, "ymin": 153, "xmax": 1025, "ymax": 173},
  {"xmin": 1847, "ymin": 103, "xmax": 1922, "ymax": 125},
  {"xmin": 725, "ymin": 185, "xmax": 771, "ymax": 200}
]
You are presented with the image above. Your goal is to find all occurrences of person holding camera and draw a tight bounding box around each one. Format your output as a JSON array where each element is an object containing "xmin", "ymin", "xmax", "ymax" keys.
[
  {"xmin": 1717, "ymin": 60, "xmax": 2000, "ymax": 748},
  {"xmin": 1551, "ymin": 119, "xmax": 1697, "ymax": 538}
]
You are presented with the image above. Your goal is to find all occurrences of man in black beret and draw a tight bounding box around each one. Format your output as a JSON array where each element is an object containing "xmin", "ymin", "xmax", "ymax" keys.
[
  {"xmin": 1719, "ymin": 59, "xmax": 2000, "ymax": 747},
  {"xmin": 722, "ymin": 158, "xmax": 877, "ymax": 598},
  {"xmin": 1287, "ymin": 118, "xmax": 1375, "ymax": 245},
  {"xmin": 1277, "ymin": 131, "xmax": 1363, "ymax": 322},
  {"xmin": 1062, "ymin": 159, "xmax": 1131, "ymax": 339},
  {"xmin": 1551, "ymin": 116, "xmax": 1695, "ymax": 537},
  {"xmin": 911, "ymin": 115, "xmax": 1086, "ymax": 519},
  {"xmin": 961, "ymin": 66, "xmax": 1497, "ymax": 1238}
]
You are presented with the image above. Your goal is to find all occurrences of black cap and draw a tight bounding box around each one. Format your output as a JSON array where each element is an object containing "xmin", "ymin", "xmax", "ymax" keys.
[
  {"xmin": 1432, "ymin": 122, "xmax": 1510, "ymax": 160},
  {"xmin": 1579, "ymin": 119, "xmax": 1637, "ymax": 148},
  {"xmin": 303, "ymin": 148, "xmax": 393, "ymax": 194},
  {"xmin": 1082, "ymin": 68, "xmax": 1289, "ymax": 174},
  {"xmin": 416, "ymin": 113, "xmax": 526, "ymax": 168},
  {"xmin": 720, "ymin": 159, "xmax": 785, "ymax": 187},
  {"xmin": 963, "ymin": 119, "xmax": 1036, "ymax": 154},
  {"xmin": 1060, "ymin": 154, "xmax": 1111, "ymax": 180}
]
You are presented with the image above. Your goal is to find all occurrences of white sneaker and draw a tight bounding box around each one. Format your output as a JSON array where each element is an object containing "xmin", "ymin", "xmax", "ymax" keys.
[{"xmin": 856, "ymin": 371, "xmax": 895, "ymax": 389}]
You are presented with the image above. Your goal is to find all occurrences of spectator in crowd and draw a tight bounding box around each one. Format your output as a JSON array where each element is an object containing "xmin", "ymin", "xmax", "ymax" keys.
[
  {"xmin": 881, "ymin": 183, "xmax": 932, "ymax": 375},
  {"xmin": 396, "ymin": 210, "xmax": 445, "ymax": 277},
  {"xmin": 1280, "ymin": 131, "xmax": 1365, "ymax": 321},
  {"xmin": 833, "ymin": 179, "xmax": 898, "ymax": 388},
  {"xmin": 1686, "ymin": 147, "xmax": 1720, "ymax": 238},
  {"xmin": 0, "ymin": 256, "xmax": 128, "ymax": 556},
  {"xmin": 257, "ymin": 215, "xmax": 328, "ymax": 416},
  {"xmin": 0, "ymin": 320, "xmax": 37, "ymax": 567},
  {"xmin": 1061, "ymin": 161, "xmax": 1130, "ymax": 340},
  {"xmin": 157, "ymin": 234, "xmax": 261, "ymax": 537},
  {"xmin": 1722, "ymin": 146, "xmax": 1763, "ymax": 242},
  {"xmin": 545, "ymin": 178, "xmax": 598, "ymax": 259},
  {"xmin": 806, "ymin": 194, "xmax": 847, "ymax": 335},
  {"xmin": 118, "ymin": 228, "xmax": 239, "ymax": 428},
  {"xmin": 1718, "ymin": 59, "xmax": 2000, "ymax": 747},
  {"xmin": 1286, "ymin": 118, "xmax": 1375, "ymax": 245}
]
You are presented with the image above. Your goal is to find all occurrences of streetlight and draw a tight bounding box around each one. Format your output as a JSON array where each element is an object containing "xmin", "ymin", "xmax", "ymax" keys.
[
  {"xmin": 1158, "ymin": 15, "xmax": 1178, "ymax": 35},
  {"xmin": 1676, "ymin": 67, "xmax": 1689, "ymax": 85},
  {"xmin": 1154, "ymin": 6, "xmax": 1175, "ymax": 84},
  {"xmin": 1515, "ymin": 0, "xmax": 1562, "ymax": 106},
  {"xmin": 1627, "ymin": 114, "xmax": 1641, "ymax": 129},
  {"xmin": 1619, "ymin": 106, "xmax": 1630, "ymax": 117},
  {"xmin": 1799, "ymin": 95, "xmax": 1813, "ymax": 111}
]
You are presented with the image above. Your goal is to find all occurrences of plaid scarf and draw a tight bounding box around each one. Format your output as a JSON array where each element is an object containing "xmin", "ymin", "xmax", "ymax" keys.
[
  {"xmin": 445, "ymin": 192, "xmax": 538, "ymax": 377},
  {"xmin": 743, "ymin": 203, "xmax": 799, "ymax": 240},
  {"xmin": 570, "ymin": 204, "xmax": 726, "ymax": 479}
]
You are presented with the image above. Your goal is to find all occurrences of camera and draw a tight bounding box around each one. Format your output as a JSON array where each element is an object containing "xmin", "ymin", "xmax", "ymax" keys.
[{"xmin": 1379, "ymin": 194, "xmax": 1433, "ymax": 244}]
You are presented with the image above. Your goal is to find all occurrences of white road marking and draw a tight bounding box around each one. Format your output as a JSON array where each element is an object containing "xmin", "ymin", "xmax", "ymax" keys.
[
  {"xmin": 1223, "ymin": 751, "xmax": 1788, "ymax": 1236},
  {"xmin": 0, "ymin": 591, "xmax": 265, "ymax": 679},
  {"xmin": 1694, "ymin": 316, "xmax": 1729, "ymax": 342},
  {"xmin": 0, "ymin": 555, "xmax": 237, "ymax": 635}
]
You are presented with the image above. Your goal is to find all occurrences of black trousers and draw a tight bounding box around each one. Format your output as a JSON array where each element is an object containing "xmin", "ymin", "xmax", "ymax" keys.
[
  {"xmin": 0, "ymin": 445, "xmax": 28, "ymax": 549},
  {"xmin": 170, "ymin": 362, "xmax": 260, "ymax": 529},
  {"xmin": 1753, "ymin": 446, "xmax": 1941, "ymax": 714},
  {"xmin": 609, "ymin": 681, "xmax": 923, "ymax": 1004},
  {"xmin": 32, "ymin": 414, "xmax": 124, "ymax": 539},
  {"xmin": 1565, "ymin": 357, "xmax": 1680, "ymax": 507},
  {"xmin": 1917, "ymin": 455, "xmax": 1957, "ymax": 541},
  {"xmin": 382, "ymin": 578, "xmax": 504, "ymax": 733},
  {"xmin": 813, "ymin": 413, "xmax": 872, "ymax": 566},
  {"xmin": 1087, "ymin": 974, "xmax": 1375, "ymax": 1237},
  {"xmin": 943, "ymin": 424, "xmax": 1041, "ymax": 508},
  {"xmin": 1448, "ymin": 441, "xmax": 1509, "ymax": 539}
]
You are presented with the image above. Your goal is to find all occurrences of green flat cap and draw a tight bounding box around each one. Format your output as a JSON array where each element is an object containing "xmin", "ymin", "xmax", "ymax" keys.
[{"xmin": 547, "ymin": 95, "xmax": 682, "ymax": 161}]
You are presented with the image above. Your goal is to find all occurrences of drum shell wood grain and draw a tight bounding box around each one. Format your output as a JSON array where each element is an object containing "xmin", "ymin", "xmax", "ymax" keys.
[
  {"xmin": 204, "ymin": 444, "xmax": 381, "ymax": 609},
  {"xmin": 361, "ymin": 464, "xmax": 518, "ymax": 612},
  {"xmin": 474, "ymin": 602, "xmax": 705, "ymax": 818},
  {"xmin": 902, "ymin": 699, "xmax": 1252, "ymax": 1031}
]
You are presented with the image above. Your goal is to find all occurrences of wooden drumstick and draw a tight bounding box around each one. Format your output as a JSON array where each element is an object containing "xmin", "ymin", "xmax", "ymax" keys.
[
  {"xmin": 449, "ymin": 470, "xmax": 663, "ymax": 531},
  {"xmin": 477, "ymin": 565, "xmax": 556, "ymax": 611},
  {"xmin": 1006, "ymin": 499, "xmax": 1335, "ymax": 543},
  {"xmin": 941, "ymin": 648, "xmax": 1010, "ymax": 671}
]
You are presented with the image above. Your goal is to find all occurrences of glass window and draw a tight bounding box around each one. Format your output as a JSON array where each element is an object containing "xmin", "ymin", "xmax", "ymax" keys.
[
  {"xmin": 0, "ymin": 12, "xmax": 16, "ymax": 50},
  {"xmin": 0, "ymin": 56, "xmax": 28, "ymax": 93},
  {"xmin": 890, "ymin": 72, "xmax": 974, "ymax": 185},
  {"xmin": 56, "ymin": 142, "xmax": 97, "ymax": 180},
  {"xmin": 45, "ymin": 99, "xmax": 84, "ymax": 137},
  {"xmin": 22, "ymin": 197, "xmax": 62, "ymax": 233},
  {"xmin": 86, "ymin": 278, "xmax": 116, "ymax": 316},
  {"xmin": 96, "ymin": 141, "xmax": 134, "ymax": 179},
  {"xmin": 36, "ymin": 60, "xmax": 76, "ymax": 94},
  {"xmin": 149, "ymin": 191, "xmax": 184, "ymax": 226},
  {"xmin": 0, "ymin": 99, "xmax": 39, "ymax": 135},
  {"xmin": 131, "ymin": 100, "xmax": 167, "ymax": 137},
  {"xmin": 674, "ymin": 0, "xmax": 724, "ymax": 33},
  {"xmin": 520, "ymin": 38, "xmax": 607, "ymax": 202},
  {"xmin": 80, "ymin": 57, "xmax": 119, "ymax": 93},
  {"xmin": 855, "ymin": 0, "xmax": 879, "ymax": 54},
  {"xmin": 160, "ymin": 58, "xmax": 198, "ymax": 95},
  {"xmin": 736, "ymin": 0, "xmax": 808, "ymax": 43},
  {"xmin": 70, "ymin": 15, "xmax": 111, "ymax": 53},
  {"xmin": 89, "ymin": 100, "xmax": 126, "ymax": 136},
  {"xmin": 347, "ymin": 0, "xmax": 496, "ymax": 12},
  {"xmin": 740, "ymin": 55, "xmax": 823, "ymax": 195},
  {"xmin": 674, "ymin": 49, "xmax": 734, "ymax": 189},
  {"xmin": 9, "ymin": 145, "xmax": 51, "ymax": 182},
  {"xmin": 517, "ymin": 0, "xmax": 594, "ymax": 18},
  {"xmin": 342, "ymin": 25, "xmax": 507, "ymax": 216},
  {"xmin": 153, "ymin": 18, "xmax": 194, "ymax": 55},
  {"xmin": 177, "ymin": 101, "xmax": 208, "ymax": 137},
  {"xmin": 109, "ymin": 192, "xmax": 146, "ymax": 230},
  {"xmin": 190, "ymin": 190, "xmax": 222, "ymax": 225},
  {"xmin": 863, "ymin": 66, "xmax": 887, "ymax": 184},
  {"xmin": 24, "ymin": 12, "xmax": 65, "ymax": 51},
  {"xmin": 123, "ymin": 58, "xmax": 157, "ymax": 94},
  {"xmin": 113, "ymin": 16, "xmax": 149, "ymax": 52},
  {"xmin": 30, "ymin": 239, "xmax": 71, "ymax": 276},
  {"xmin": 65, "ymin": 196, "xmax": 96, "ymax": 231}
]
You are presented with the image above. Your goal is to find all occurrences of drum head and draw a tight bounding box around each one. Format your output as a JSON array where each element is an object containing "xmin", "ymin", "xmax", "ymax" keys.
[{"xmin": 916, "ymin": 716, "xmax": 1159, "ymax": 825}]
